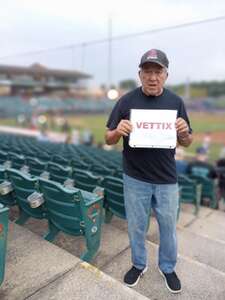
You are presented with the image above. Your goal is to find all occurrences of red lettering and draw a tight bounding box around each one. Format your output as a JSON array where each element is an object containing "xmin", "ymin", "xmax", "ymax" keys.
[
  {"xmin": 136, "ymin": 122, "xmax": 143, "ymax": 129},
  {"xmin": 166, "ymin": 123, "xmax": 172, "ymax": 129},
  {"xmin": 143, "ymin": 122, "xmax": 148, "ymax": 129}
]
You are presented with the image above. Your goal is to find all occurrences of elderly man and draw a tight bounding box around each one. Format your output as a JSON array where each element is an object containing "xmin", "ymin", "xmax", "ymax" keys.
[{"xmin": 105, "ymin": 49, "xmax": 193, "ymax": 293}]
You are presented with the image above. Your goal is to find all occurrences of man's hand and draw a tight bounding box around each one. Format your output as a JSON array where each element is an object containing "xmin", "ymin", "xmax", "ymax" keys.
[
  {"xmin": 176, "ymin": 117, "xmax": 193, "ymax": 147},
  {"xmin": 116, "ymin": 120, "xmax": 133, "ymax": 137},
  {"xmin": 105, "ymin": 120, "xmax": 133, "ymax": 145},
  {"xmin": 176, "ymin": 118, "xmax": 189, "ymax": 138}
]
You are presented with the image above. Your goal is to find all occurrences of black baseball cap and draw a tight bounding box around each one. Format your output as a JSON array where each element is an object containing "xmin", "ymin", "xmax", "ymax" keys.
[{"xmin": 139, "ymin": 49, "xmax": 169, "ymax": 69}]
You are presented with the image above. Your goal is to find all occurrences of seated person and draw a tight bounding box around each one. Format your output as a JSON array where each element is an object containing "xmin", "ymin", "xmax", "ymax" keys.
[
  {"xmin": 216, "ymin": 158, "xmax": 225, "ymax": 201},
  {"xmin": 186, "ymin": 147, "xmax": 217, "ymax": 179},
  {"xmin": 175, "ymin": 147, "xmax": 188, "ymax": 174}
]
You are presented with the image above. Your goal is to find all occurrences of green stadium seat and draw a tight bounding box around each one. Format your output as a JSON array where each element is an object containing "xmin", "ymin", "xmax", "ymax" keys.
[
  {"xmin": 39, "ymin": 178, "xmax": 103, "ymax": 262},
  {"xmin": 0, "ymin": 167, "xmax": 16, "ymax": 206},
  {"xmin": 47, "ymin": 162, "xmax": 72, "ymax": 185},
  {"xmin": 52, "ymin": 155, "xmax": 70, "ymax": 166},
  {"xmin": 178, "ymin": 174, "xmax": 202, "ymax": 216},
  {"xmin": 0, "ymin": 150, "xmax": 7, "ymax": 165},
  {"xmin": 72, "ymin": 169, "xmax": 101, "ymax": 192},
  {"xmin": 71, "ymin": 159, "xmax": 90, "ymax": 171},
  {"xmin": 8, "ymin": 152, "xmax": 25, "ymax": 170},
  {"xmin": 0, "ymin": 204, "xmax": 9, "ymax": 287},
  {"xmin": 7, "ymin": 169, "xmax": 46, "ymax": 225},
  {"xmin": 102, "ymin": 176, "xmax": 126, "ymax": 222},
  {"xmin": 90, "ymin": 163, "xmax": 114, "ymax": 177},
  {"xmin": 26, "ymin": 157, "xmax": 47, "ymax": 177},
  {"xmin": 189, "ymin": 175, "xmax": 218, "ymax": 209}
]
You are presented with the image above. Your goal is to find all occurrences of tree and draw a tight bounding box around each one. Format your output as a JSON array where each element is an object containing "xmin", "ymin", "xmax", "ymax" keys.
[{"xmin": 119, "ymin": 79, "xmax": 137, "ymax": 90}]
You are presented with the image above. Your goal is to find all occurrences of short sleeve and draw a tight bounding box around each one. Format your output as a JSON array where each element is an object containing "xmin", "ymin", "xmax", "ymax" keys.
[
  {"xmin": 178, "ymin": 100, "xmax": 193, "ymax": 134},
  {"xmin": 106, "ymin": 99, "xmax": 123, "ymax": 130}
]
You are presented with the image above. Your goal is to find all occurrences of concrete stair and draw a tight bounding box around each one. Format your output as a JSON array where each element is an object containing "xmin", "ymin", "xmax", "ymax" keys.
[
  {"xmin": 3, "ymin": 203, "xmax": 225, "ymax": 299},
  {"xmin": 1, "ymin": 223, "xmax": 148, "ymax": 300}
]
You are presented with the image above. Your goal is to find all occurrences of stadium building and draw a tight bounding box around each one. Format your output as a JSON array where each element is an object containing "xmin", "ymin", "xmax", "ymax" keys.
[{"xmin": 0, "ymin": 63, "xmax": 91, "ymax": 95}]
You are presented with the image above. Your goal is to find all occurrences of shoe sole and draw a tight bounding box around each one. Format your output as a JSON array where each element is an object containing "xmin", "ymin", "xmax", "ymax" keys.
[
  {"xmin": 125, "ymin": 266, "xmax": 148, "ymax": 287},
  {"xmin": 158, "ymin": 267, "xmax": 182, "ymax": 294}
]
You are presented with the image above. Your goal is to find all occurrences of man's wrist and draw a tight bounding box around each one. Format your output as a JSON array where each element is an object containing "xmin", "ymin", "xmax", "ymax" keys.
[{"xmin": 178, "ymin": 132, "xmax": 189, "ymax": 140}]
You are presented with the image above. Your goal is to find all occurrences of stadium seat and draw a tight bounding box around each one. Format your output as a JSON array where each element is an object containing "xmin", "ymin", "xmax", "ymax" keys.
[
  {"xmin": 71, "ymin": 159, "xmax": 90, "ymax": 171},
  {"xmin": 189, "ymin": 175, "xmax": 218, "ymax": 209},
  {"xmin": 0, "ymin": 167, "xmax": 16, "ymax": 206},
  {"xmin": 0, "ymin": 204, "xmax": 9, "ymax": 287},
  {"xmin": 0, "ymin": 150, "xmax": 7, "ymax": 165},
  {"xmin": 39, "ymin": 178, "xmax": 103, "ymax": 262},
  {"xmin": 26, "ymin": 157, "xmax": 47, "ymax": 177},
  {"xmin": 52, "ymin": 155, "xmax": 70, "ymax": 166},
  {"xmin": 47, "ymin": 162, "xmax": 72, "ymax": 185},
  {"xmin": 102, "ymin": 176, "xmax": 126, "ymax": 222},
  {"xmin": 7, "ymin": 169, "xmax": 46, "ymax": 224},
  {"xmin": 72, "ymin": 169, "xmax": 101, "ymax": 192},
  {"xmin": 89, "ymin": 163, "xmax": 114, "ymax": 177},
  {"xmin": 8, "ymin": 152, "xmax": 25, "ymax": 170},
  {"xmin": 178, "ymin": 174, "xmax": 202, "ymax": 216}
]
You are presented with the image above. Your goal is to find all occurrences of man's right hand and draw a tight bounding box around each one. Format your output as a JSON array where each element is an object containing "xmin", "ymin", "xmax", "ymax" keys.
[{"xmin": 116, "ymin": 120, "xmax": 133, "ymax": 137}]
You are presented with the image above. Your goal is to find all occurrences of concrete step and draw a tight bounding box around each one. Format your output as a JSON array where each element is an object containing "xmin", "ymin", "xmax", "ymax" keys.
[
  {"xmin": 180, "ymin": 203, "xmax": 214, "ymax": 218},
  {"xmin": 103, "ymin": 240, "xmax": 225, "ymax": 300},
  {"xmin": 147, "ymin": 218, "xmax": 225, "ymax": 273},
  {"xmin": 0, "ymin": 222, "xmax": 148, "ymax": 300}
]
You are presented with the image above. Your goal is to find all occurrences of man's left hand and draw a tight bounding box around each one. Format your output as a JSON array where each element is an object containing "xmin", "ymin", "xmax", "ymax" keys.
[{"xmin": 176, "ymin": 118, "xmax": 189, "ymax": 137}]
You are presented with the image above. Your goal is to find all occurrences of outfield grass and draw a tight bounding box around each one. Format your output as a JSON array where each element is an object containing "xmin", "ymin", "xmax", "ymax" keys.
[{"xmin": 0, "ymin": 111, "xmax": 224, "ymax": 162}]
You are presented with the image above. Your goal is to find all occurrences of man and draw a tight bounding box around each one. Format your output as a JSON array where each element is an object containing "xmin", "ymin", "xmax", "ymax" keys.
[
  {"xmin": 105, "ymin": 49, "xmax": 193, "ymax": 293},
  {"xmin": 187, "ymin": 146, "xmax": 217, "ymax": 179}
]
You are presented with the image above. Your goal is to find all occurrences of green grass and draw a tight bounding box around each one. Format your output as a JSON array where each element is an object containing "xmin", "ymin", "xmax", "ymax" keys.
[{"xmin": 189, "ymin": 112, "xmax": 225, "ymax": 132}]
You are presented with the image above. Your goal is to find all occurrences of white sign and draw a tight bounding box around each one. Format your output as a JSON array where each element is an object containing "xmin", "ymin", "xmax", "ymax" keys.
[{"xmin": 129, "ymin": 109, "xmax": 177, "ymax": 148}]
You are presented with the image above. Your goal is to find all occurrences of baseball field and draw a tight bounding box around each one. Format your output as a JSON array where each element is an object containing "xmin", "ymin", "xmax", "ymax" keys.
[{"xmin": 0, "ymin": 111, "xmax": 224, "ymax": 162}]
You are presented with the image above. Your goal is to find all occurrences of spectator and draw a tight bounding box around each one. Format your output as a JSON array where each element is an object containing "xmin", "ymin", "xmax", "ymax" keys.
[
  {"xmin": 202, "ymin": 131, "xmax": 212, "ymax": 153},
  {"xmin": 175, "ymin": 147, "xmax": 188, "ymax": 174},
  {"xmin": 82, "ymin": 129, "xmax": 94, "ymax": 146},
  {"xmin": 186, "ymin": 147, "xmax": 217, "ymax": 179}
]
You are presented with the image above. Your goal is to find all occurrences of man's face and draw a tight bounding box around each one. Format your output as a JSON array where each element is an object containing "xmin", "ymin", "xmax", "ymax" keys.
[{"xmin": 139, "ymin": 63, "xmax": 168, "ymax": 96}]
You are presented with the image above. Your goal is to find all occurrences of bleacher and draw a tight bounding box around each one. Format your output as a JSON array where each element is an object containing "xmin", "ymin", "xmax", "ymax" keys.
[
  {"xmin": 0, "ymin": 132, "xmax": 221, "ymax": 224},
  {"xmin": 0, "ymin": 96, "xmax": 116, "ymax": 118},
  {"xmin": 0, "ymin": 133, "xmax": 225, "ymax": 299}
]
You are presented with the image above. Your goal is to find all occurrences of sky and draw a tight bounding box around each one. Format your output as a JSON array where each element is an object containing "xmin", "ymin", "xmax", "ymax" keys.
[{"xmin": 0, "ymin": 0, "xmax": 225, "ymax": 87}]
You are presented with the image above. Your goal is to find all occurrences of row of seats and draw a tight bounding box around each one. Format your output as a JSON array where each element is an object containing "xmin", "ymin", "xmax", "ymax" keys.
[
  {"xmin": 0, "ymin": 167, "xmax": 104, "ymax": 262},
  {"xmin": 178, "ymin": 173, "xmax": 218, "ymax": 215}
]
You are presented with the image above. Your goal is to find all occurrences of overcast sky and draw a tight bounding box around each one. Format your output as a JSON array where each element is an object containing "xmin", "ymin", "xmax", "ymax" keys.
[{"xmin": 0, "ymin": 0, "xmax": 225, "ymax": 87}]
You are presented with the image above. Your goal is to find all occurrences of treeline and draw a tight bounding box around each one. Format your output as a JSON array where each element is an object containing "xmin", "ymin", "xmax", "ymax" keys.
[
  {"xmin": 169, "ymin": 80, "xmax": 225, "ymax": 98},
  {"xmin": 118, "ymin": 79, "xmax": 225, "ymax": 98}
]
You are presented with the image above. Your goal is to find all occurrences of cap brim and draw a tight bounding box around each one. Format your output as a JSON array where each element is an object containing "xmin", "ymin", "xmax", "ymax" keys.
[{"xmin": 139, "ymin": 60, "xmax": 166, "ymax": 68}]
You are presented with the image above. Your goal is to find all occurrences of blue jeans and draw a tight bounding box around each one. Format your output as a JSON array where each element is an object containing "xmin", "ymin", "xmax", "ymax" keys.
[{"xmin": 123, "ymin": 174, "xmax": 179, "ymax": 273}]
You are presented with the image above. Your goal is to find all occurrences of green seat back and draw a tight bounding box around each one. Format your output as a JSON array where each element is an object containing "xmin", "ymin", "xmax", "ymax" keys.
[
  {"xmin": 90, "ymin": 164, "xmax": 114, "ymax": 177},
  {"xmin": 71, "ymin": 159, "xmax": 90, "ymax": 171},
  {"xmin": 0, "ymin": 167, "xmax": 16, "ymax": 206},
  {"xmin": 0, "ymin": 151, "xmax": 7, "ymax": 165},
  {"xmin": 47, "ymin": 162, "xmax": 72, "ymax": 184},
  {"xmin": 7, "ymin": 169, "xmax": 45, "ymax": 219},
  {"xmin": 52, "ymin": 155, "xmax": 69, "ymax": 166},
  {"xmin": 103, "ymin": 176, "xmax": 126, "ymax": 219},
  {"xmin": 26, "ymin": 157, "xmax": 46, "ymax": 176},
  {"xmin": 178, "ymin": 174, "xmax": 201, "ymax": 215},
  {"xmin": 8, "ymin": 152, "xmax": 25, "ymax": 170},
  {"xmin": 0, "ymin": 204, "xmax": 9, "ymax": 286},
  {"xmin": 72, "ymin": 169, "xmax": 100, "ymax": 192},
  {"xmin": 39, "ymin": 178, "xmax": 83, "ymax": 235},
  {"xmin": 189, "ymin": 175, "xmax": 217, "ymax": 208}
]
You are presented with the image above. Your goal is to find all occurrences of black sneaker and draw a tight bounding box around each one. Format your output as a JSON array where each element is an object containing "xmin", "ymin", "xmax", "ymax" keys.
[
  {"xmin": 124, "ymin": 266, "xmax": 148, "ymax": 287},
  {"xmin": 158, "ymin": 268, "xmax": 182, "ymax": 293}
]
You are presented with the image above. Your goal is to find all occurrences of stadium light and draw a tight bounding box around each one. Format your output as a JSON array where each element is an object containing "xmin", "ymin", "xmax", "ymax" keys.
[{"xmin": 107, "ymin": 88, "xmax": 119, "ymax": 100}]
